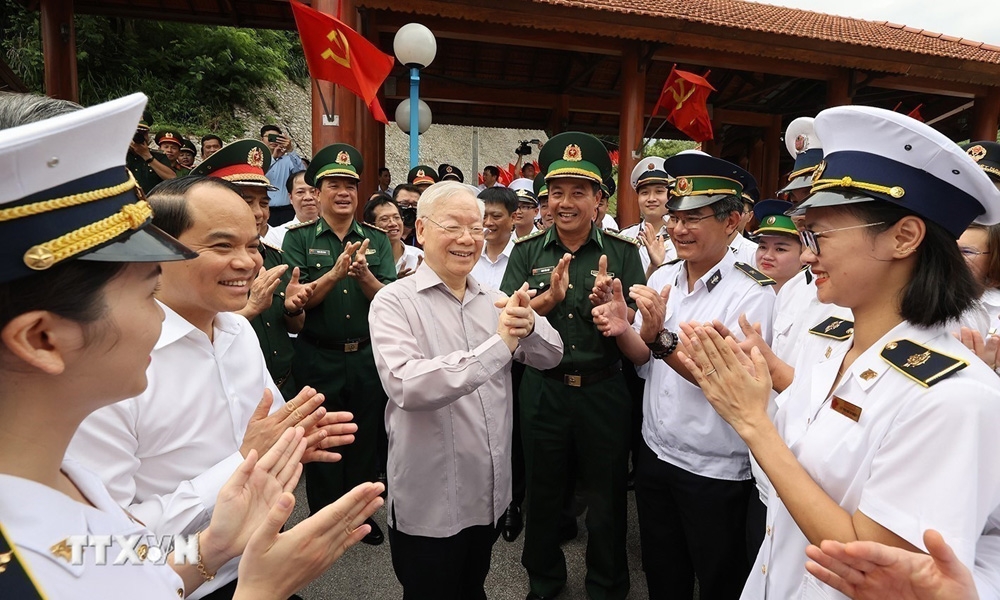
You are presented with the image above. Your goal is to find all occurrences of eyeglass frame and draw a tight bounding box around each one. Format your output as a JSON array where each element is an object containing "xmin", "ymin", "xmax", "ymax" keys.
[
  {"xmin": 422, "ymin": 216, "xmax": 487, "ymax": 240},
  {"xmin": 959, "ymin": 246, "xmax": 990, "ymax": 257},
  {"xmin": 798, "ymin": 221, "xmax": 886, "ymax": 256},
  {"xmin": 663, "ymin": 212, "xmax": 718, "ymax": 230}
]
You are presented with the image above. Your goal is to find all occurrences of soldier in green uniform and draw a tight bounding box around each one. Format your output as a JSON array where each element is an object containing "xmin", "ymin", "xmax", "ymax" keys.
[
  {"xmin": 125, "ymin": 111, "xmax": 174, "ymax": 192},
  {"xmin": 154, "ymin": 130, "xmax": 190, "ymax": 176},
  {"xmin": 190, "ymin": 139, "xmax": 313, "ymax": 399},
  {"xmin": 501, "ymin": 132, "xmax": 645, "ymax": 600},
  {"xmin": 282, "ymin": 143, "xmax": 396, "ymax": 545}
]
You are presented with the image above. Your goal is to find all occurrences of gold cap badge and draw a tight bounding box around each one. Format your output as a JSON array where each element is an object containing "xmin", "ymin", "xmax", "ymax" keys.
[
  {"xmin": 811, "ymin": 160, "xmax": 826, "ymax": 183},
  {"xmin": 675, "ymin": 177, "xmax": 690, "ymax": 195},
  {"xmin": 765, "ymin": 216, "xmax": 776, "ymax": 225},
  {"xmin": 563, "ymin": 144, "xmax": 582, "ymax": 162},
  {"xmin": 247, "ymin": 147, "xmax": 264, "ymax": 169},
  {"xmin": 336, "ymin": 151, "xmax": 351, "ymax": 165},
  {"xmin": 967, "ymin": 145, "xmax": 987, "ymax": 163}
]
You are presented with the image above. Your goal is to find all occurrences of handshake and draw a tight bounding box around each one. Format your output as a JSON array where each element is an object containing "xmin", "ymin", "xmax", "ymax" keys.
[{"xmin": 495, "ymin": 282, "xmax": 537, "ymax": 352}]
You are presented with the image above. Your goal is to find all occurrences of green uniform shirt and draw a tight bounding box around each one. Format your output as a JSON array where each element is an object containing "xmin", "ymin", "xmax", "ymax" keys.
[
  {"xmin": 501, "ymin": 225, "xmax": 645, "ymax": 371},
  {"xmin": 282, "ymin": 217, "xmax": 396, "ymax": 341},
  {"xmin": 249, "ymin": 241, "xmax": 296, "ymax": 388},
  {"xmin": 125, "ymin": 150, "xmax": 171, "ymax": 194}
]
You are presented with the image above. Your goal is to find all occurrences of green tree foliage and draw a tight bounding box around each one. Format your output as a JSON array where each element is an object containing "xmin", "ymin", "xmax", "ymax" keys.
[{"xmin": 1, "ymin": 0, "xmax": 307, "ymax": 137}]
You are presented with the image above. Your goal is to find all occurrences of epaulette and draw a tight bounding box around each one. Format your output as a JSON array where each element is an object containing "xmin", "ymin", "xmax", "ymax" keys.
[
  {"xmin": 361, "ymin": 221, "xmax": 388, "ymax": 234},
  {"xmin": 655, "ymin": 257, "xmax": 683, "ymax": 271},
  {"xmin": 515, "ymin": 229, "xmax": 546, "ymax": 244},
  {"xmin": 604, "ymin": 229, "xmax": 641, "ymax": 246},
  {"xmin": 286, "ymin": 219, "xmax": 317, "ymax": 231},
  {"xmin": 808, "ymin": 316, "xmax": 854, "ymax": 340},
  {"xmin": 260, "ymin": 239, "xmax": 283, "ymax": 254},
  {"xmin": 0, "ymin": 524, "xmax": 45, "ymax": 599},
  {"xmin": 734, "ymin": 262, "xmax": 776, "ymax": 286},
  {"xmin": 880, "ymin": 339, "xmax": 968, "ymax": 387},
  {"xmin": 800, "ymin": 264, "xmax": 813, "ymax": 284}
]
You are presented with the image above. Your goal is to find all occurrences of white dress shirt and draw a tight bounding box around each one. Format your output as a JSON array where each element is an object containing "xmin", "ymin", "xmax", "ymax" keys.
[
  {"xmin": 0, "ymin": 459, "xmax": 185, "ymax": 599},
  {"xmin": 745, "ymin": 320, "xmax": 1000, "ymax": 599},
  {"xmin": 471, "ymin": 237, "xmax": 515, "ymax": 291},
  {"xmin": 983, "ymin": 288, "xmax": 1000, "ymax": 333},
  {"xmin": 261, "ymin": 223, "xmax": 287, "ymax": 249},
  {"xmin": 67, "ymin": 302, "xmax": 283, "ymax": 598},
  {"xmin": 369, "ymin": 264, "xmax": 563, "ymax": 538},
  {"xmin": 394, "ymin": 243, "xmax": 424, "ymax": 274},
  {"xmin": 635, "ymin": 249, "xmax": 775, "ymax": 480},
  {"xmin": 619, "ymin": 221, "xmax": 678, "ymax": 273},
  {"xmin": 730, "ymin": 232, "xmax": 759, "ymax": 265}
]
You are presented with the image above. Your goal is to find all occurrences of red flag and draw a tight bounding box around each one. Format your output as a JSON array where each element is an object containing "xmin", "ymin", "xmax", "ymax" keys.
[
  {"xmin": 652, "ymin": 66, "xmax": 716, "ymax": 142},
  {"xmin": 498, "ymin": 168, "xmax": 514, "ymax": 187},
  {"xmin": 532, "ymin": 160, "xmax": 540, "ymax": 173},
  {"xmin": 907, "ymin": 104, "xmax": 924, "ymax": 122},
  {"xmin": 290, "ymin": 0, "xmax": 395, "ymax": 124},
  {"xmin": 608, "ymin": 149, "xmax": 620, "ymax": 168},
  {"xmin": 507, "ymin": 163, "xmax": 517, "ymax": 179},
  {"xmin": 478, "ymin": 172, "xmax": 485, "ymax": 186}
]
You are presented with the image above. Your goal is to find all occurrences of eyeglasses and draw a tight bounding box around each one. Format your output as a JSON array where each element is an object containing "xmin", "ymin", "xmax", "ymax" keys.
[
  {"xmin": 424, "ymin": 217, "xmax": 486, "ymax": 240},
  {"xmin": 959, "ymin": 246, "xmax": 989, "ymax": 257},
  {"xmin": 375, "ymin": 214, "xmax": 403, "ymax": 225},
  {"xmin": 664, "ymin": 213, "xmax": 716, "ymax": 230},
  {"xmin": 798, "ymin": 222, "xmax": 886, "ymax": 256}
]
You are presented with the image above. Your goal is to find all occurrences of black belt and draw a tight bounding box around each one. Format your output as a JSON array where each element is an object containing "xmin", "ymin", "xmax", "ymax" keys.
[
  {"xmin": 299, "ymin": 332, "xmax": 371, "ymax": 353},
  {"xmin": 542, "ymin": 361, "xmax": 621, "ymax": 387}
]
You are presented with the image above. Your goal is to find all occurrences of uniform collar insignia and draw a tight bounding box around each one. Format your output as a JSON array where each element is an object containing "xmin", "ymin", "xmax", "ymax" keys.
[{"xmin": 706, "ymin": 269, "xmax": 722, "ymax": 292}]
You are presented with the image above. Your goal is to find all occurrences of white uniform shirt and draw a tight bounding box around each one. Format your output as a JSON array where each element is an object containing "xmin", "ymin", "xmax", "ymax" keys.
[
  {"xmin": 730, "ymin": 232, "xmax": 759, "ymax": 265},
  {"xmin": 471, "ymin": 237, "xmax": 515, "ymax": 291},
  {"xmin": 601, "ymin": 214, "xmax": 618, "ymax": 231},
  {"xmin": 635, "ymin": 249, "xmax": 776, "ymax": 480},
  {"xmin": 394, "ymin": 243, "xmax": 424, "ymax": 275},
  {"xmin": 0, "ymin": 459, "xmax": 185, "ymax": 599},
  {"xmin": 982, "ymin": 288, "xmax": 1000, "ymax": 333},
  {"xmin": 262, "ymin": 223, "xmax": 287, "ymax": 249},
  {"xmin": 67, "ymin": 303, "xmax": 283, "ymax": 598},
  {"xmin": 745, "ymin": 320, "xmax": 1000, "ymax": 599},
  {"xmin": 619, "ymin": 221, "xmax": 677, "ymax": 274}
]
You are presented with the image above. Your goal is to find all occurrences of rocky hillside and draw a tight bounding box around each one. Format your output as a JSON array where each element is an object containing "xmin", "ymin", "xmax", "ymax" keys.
[{"xmin": 233, "ymin": 81, "xmax": 547, "ymax": 185}]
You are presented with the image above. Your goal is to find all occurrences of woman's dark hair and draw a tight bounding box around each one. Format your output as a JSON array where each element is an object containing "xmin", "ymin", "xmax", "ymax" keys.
[
  {"xmin": 363, "ymin": 194, "xmax": 399, "ymax": 224},
  {"xmin": 0, "ymin": 261, "xmax": 126, "ymax": 332},
  {"xmin": 478, "ymin": 187, "xmax": 519, "ymax": 215},
  {"xmin": 844, "ymin": 201, "xmax": 978, "ymax": 327},
  {"xmin": 147, "ymin": 176, "xmax": 243, "ymax": 238}
]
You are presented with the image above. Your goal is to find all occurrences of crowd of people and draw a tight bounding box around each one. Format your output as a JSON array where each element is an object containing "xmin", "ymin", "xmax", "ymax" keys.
[{"xmin": 2, "ymin": 86, "xmax": 1000, "ymax": 600}]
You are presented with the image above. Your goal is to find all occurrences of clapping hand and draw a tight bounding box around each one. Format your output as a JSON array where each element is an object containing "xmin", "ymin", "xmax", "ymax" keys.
[
  {"xmin": 495, "ymin": 282, "xmax": 537, "ymax": 352},
  {"xmin": 592, "ymin": 279, "xmax": 630, "ymax": 337}
]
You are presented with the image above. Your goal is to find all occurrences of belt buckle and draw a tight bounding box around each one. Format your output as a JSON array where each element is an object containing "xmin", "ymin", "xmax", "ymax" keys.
[
  {"xmin": 564, "ymin": 374, "xmax": 582, "ymax": 387},
  {"xmin": 344, "ymin": 341, "xmax": 359, "ymax": 352}
]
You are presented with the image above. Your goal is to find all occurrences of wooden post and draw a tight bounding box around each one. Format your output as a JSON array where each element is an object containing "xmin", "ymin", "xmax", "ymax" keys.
[
  {"xmin": 40, "ymin": 0, "xmax": 78, "ymax": 101},
  {"xmin": 357, "ymin": 7, "xmax": 381, "ymax": 205},
  {"xmin": 762, "ymin": 114, "xmax": 782, "ymax": 198},
  {"xmin": 825, "ymin": 71, "xmax": 852, "ymax": 108},
  {"xmin": 970, "ymin": 88, "xmax": 1000, "ymax": 143},
  {"xmin": 616, "ymin": 43, "xmax": 645, "ymax": 229},
  {"xmin": 311, "ymin": 0, "xmax": 358, "ymax": 156}
]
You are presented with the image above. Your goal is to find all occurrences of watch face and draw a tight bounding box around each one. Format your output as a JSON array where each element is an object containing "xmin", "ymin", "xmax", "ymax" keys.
[{"xmin": 658, "ymin": 330, "xmax": 672, "ymax": 347}]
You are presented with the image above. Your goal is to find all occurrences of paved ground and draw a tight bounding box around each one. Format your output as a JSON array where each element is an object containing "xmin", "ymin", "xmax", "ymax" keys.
[{"xmin": 289, "ymin": 482, "xmax": 652, "ymax": 600}]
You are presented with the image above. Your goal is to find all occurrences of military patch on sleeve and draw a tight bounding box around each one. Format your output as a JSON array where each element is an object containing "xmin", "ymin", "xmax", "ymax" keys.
[
  {"xmin": 0, "ymin": 524, "xmax": 45, "ymax": 600},
  {"xmin": 808, "ymin": 316, "xmax": 855, "ymax": 340},
  {"xmin": 604, "ymin": 229, "xmax": 641, "ymax": 246},
  {"xmin": 880, "ymin": 339, "xmax": 968, "ymax": 387},
  {"xmin": 734, "ymin": 262, "xmax": 776, "ymax": 286},
  {"xmin": 286, "ymin": 219, "xmax": 318, "ymax": 231},
  {"xmin": 515, "ymin": 229, "xmax": 546, "ymax": 244}
]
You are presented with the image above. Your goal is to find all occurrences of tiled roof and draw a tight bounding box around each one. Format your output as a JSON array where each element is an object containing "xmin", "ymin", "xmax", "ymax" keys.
[{"xmin": 532, "ymin": 0, "xmax": 1000, "ymax": 65}]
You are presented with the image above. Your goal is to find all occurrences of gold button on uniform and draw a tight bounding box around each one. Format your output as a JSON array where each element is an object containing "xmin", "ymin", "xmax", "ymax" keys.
[
  {"xmin": 177, "ymin": 589, "xmax": 184, "ymax": 597},
  {"xmin": 568, "ymin": 284, "xmax": 574, "ymax": 289},
  {"xmin": 761, "ymin": 564, "xmax": 767, "ymax": 574},
  {"xmin": 315, "ymin": 263, "xmax": 322, "ymax": 268},
  {"xmin": 567, "ymin": 313, "xmax": 574, "ymax": 319},
  {"xmin": 136, "ymin": 544, "xmax": 148, "ymax": 560},
  {"xmin": 346, "ymin": 314, "xmax": 351, "ymax": 319}
]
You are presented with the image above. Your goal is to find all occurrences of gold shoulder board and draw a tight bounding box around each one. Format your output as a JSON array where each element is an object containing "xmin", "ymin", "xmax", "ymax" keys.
[
  {"xmin": 286, "ymin": 219, "xmax": 318, "ymax": 231},
  {"xmin": 880, "ymin": 339, "xmax": 968, "ymax": 387},
  {"xmin": 808, "ymin": 316, "xmax": 855, "ymax": 340},
  {"xmin": 514, "ymin": 229, "xmax": 546, "ymax": 244},
  {"xmin": 734, "ymin": 262, "xmax": 776, "ymax": 286},
  {"xmin": 604, "ymin": 229, "xmax": 641, "ymax": 246}
]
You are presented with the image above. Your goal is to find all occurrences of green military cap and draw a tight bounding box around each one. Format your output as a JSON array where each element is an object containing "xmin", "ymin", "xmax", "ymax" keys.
[
  {"xmin": 962, "ymin": 141, "xmax": 1000, "ymax": 183},
  {"xmin": 307, "ymin": 143, "xmax": 363, "ymax": 186},
  {"xmin": 155, "ymin": 129, "xmax": 183, "ymax": 148},
  {"xmin": 190, "ymin": 139, "xmax": 275, "ymax": 190},
  {"xmin": 752, "ymin": 199, "xmax": 797, "ymax": 237},
  {"xmin": 533, "ymin": 173, "xmax": 548, "ymax": 199},
  {"xmin": 662, "ymin": 152, "xmax": 752, "ymax": 212},
  {"xmin": 408, "ymin": 165, "xmax": 438, "ymax": 186},
  {"xmin": 539, "ymin": 131, "xmax": 611, "ymax": 185}
]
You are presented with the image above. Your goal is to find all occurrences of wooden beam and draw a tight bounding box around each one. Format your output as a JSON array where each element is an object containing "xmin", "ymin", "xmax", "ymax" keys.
[
  {"xmin": 712, "ymin": 108, "xmax": 775, "ymax": 128},
  {"xmin": 385, "ymin": 78, "xmax": 623, "ymax": 114},
  {"xmin": 971, "ymin": 88, "xmax": 1000, "ymax": 143},
  {"xmin": 617, "ymin": 43, "xmax": 644, "ymax": 229},
  {"xmin": 826, "ymin": 71, "xmax": 852, "ymax": 107},
  {"xmin": 865, "ymin": 75, "xmax": 984, "ymax": 99},
  {"xmin": 40, "ymin": 0, "xmax": 77, "ymax": 101}
]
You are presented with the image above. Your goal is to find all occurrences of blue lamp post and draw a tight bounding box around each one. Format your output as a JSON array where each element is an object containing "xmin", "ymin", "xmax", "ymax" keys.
[{"xmin": 393, "ymin": 24, "xmax": 437, "ymax": 169}]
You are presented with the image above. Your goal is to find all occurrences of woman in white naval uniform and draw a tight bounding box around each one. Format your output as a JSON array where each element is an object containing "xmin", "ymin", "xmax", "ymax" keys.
[
  {"xmin": 676, "ymin": 105, "xmax": 1000, "ymax": 600},
  {"xmin": 0, "ymin": 94, "xmax": 383, "ymax": 599}
]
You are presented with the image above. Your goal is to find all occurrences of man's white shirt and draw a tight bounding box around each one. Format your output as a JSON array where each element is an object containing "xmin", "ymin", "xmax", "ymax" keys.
[{"xmin": 471, "ymin": 236, "xmax": 515, "ymax": 291}]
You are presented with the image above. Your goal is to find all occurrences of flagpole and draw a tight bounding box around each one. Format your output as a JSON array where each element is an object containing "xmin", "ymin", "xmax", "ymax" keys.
[
  {"xmin": 314, "ymin": 78, "xmax": 335, "ymax": 123},
  {"xmin": 409, "ymin": 66, "xmax": 420, "ymax": 169}
]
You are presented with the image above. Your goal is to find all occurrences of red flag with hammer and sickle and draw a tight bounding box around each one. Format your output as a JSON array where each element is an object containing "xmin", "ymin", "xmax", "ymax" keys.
[
  {"xmin": 290, "ymin": 0, "xmax": 395, "ymax": 124},
  {"xmin": 652, "ymin": 66, "xmax": 716, "ymax": 142}
]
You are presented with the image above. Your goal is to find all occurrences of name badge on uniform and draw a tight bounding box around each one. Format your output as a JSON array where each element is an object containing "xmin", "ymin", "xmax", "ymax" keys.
[
  {"xmin": 365, "ymin": 248, "xmax": 377, "ymax": 255},
  {"xmin": 830, "ymin": 396, "xmax": 862, "ymax": 422},
  {"xmin": 532, "ymin": 266, "xmax": 555, "ymax": 276},
  {"xmin": 590, "ymin": 269, "xmax": 615, "ymax": 278},
  {"xmin": 308, "ymin": 248, "xmax": 331, "ymax": 256}
]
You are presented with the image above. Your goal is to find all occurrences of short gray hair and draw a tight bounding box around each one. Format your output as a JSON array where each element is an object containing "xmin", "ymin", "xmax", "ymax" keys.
[
  {"xmin": 416, "ymin": 181, "xmax": 485, "ymax": 219},
  {"xmin": 0, "ymin": 92, "xmax": 81, "ymax": 130}
]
